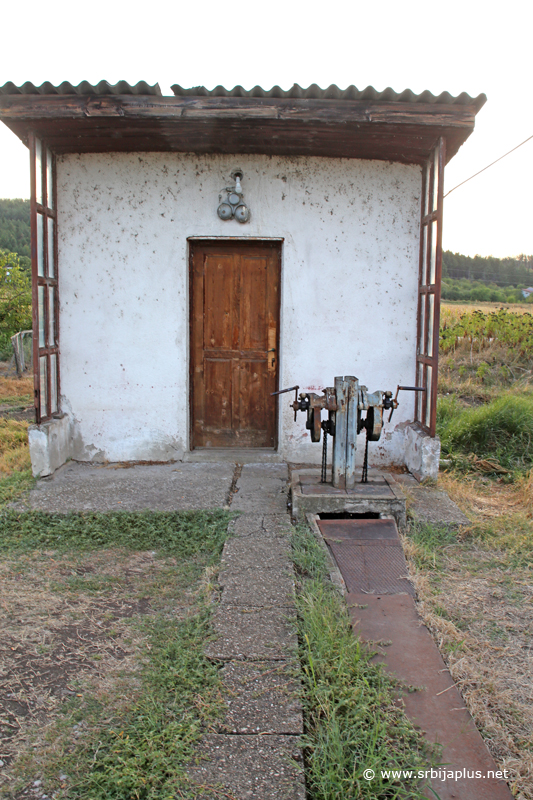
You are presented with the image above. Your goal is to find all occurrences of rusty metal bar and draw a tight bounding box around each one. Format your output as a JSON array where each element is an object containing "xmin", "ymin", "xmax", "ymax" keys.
[
  {"xmin": 29, "ymin": 133, "xmax": 41, "ymax": 424},
  {"xmin": 430, "ymin": 136, "xmax": 446, "ymax": 437},
  {"xmin": 415, "ymin": 137, "xmax": 446, "ymax": 435}
]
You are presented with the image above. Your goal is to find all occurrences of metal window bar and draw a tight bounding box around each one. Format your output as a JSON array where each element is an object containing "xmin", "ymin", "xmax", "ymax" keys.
[
  {"xmin": 30, "ymin": 133, "xmax": 60, "ymax": 424},
  {"xmin": 415, "ymin": 137, "xmax": 445, "ymax": 436}
]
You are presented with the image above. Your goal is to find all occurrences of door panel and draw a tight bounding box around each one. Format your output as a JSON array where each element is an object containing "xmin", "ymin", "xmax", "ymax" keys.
[{"xmin": 190, "ymin": 241, "xmax": 280, "ymax": 449}]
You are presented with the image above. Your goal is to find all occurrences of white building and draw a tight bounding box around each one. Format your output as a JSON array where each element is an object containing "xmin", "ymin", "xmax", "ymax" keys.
[{"xmin": 0, "ymin": 81, "xmax": 485, "ymax": 478}]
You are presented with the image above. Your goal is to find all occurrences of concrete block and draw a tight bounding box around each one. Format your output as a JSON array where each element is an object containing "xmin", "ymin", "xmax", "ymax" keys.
[
  {"xmin": 206, "ymin": 606, "xmax": 297, "ymax": 661},
  {"xmin": 403, "ymin": 423, "xmax": 441, "ymax": 482},
  {"xmin": 28, "ymin": 415, "xmax": 71, "ymax": 477},
  {"xmin": 232, "ymin": 464, "xmax": 289, "ymax": 513},
  {"xmin": 188, "ymin": 734, "xmax": 305, "ymax": 799},
  {"xmin": 217, "ymin": 661, "xmax": 303, "ymax": 735},
  {"xmin": 219, "ymin": 566, "xmax": 296, "ymax": 607}
]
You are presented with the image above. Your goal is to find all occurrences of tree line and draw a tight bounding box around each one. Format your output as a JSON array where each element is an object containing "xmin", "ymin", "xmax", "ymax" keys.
[{"xmin": 443, "ymin": 251, "xmax": 533, "ymax": 288}]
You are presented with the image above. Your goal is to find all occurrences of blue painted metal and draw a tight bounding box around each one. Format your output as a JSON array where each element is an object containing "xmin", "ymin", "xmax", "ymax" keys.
[
  {"xmin": 332, "ymin": 376, "xmax": 347, "ymax": 488},
  {"xmin": 345, "ymin": 376, "xmax": 358, "ymax": 490}
]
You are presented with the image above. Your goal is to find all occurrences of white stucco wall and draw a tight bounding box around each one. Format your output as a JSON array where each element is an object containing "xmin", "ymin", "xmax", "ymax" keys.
[{"xmin": 56, "ymin": 152, "xmax": 422, "ymax": 465}]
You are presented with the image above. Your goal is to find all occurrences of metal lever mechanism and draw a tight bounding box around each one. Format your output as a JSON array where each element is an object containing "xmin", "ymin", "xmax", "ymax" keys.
[
  {"xmin": 385, "ymin": 385, "xmax": 426, "ymax": 423},
  {"xmin": 271, "ymin": 385, "xmax": 310, "ymax": 422}
]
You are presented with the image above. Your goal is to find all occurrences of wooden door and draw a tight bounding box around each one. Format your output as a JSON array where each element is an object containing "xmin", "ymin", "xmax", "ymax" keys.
[{"xmin": 190, "ymin": 241, "xmax": 281, "ymax": 448}]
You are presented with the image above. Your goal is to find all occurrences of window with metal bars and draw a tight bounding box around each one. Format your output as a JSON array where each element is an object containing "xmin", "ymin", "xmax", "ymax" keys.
[
  {"xmin": 30, "ymin": 134, "xmax": 60, "ymax": 423},
  {"xmin": 415, "ymin": 137, "xmax": 445, "ymax": 436}
]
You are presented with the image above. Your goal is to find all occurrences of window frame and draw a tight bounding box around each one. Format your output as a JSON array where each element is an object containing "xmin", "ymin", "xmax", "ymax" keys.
[
  {"xmin": 29, "ymin": 133, "xmax": 60, "ymax": 423},
  {"xmin": 414, "ymin": 136, "xmax": 446, "ymax": 436}
]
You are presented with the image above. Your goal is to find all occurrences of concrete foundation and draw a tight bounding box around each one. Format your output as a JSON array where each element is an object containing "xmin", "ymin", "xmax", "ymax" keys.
[
  {"xmin": 290, "ymin": 468, "xmax": 407, "ymax": 529},
  {"xmin": 403, "ymin": 422, "xmax": 441, "ymax": 481},
  {"xmin": 28, "ymin": 415, "xmax": 71, "ymax": 478}
]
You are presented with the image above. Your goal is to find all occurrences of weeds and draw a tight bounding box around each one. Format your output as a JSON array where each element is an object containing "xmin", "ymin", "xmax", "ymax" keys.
[
  {"xmin": 3, "ymin": 510, "xmax": 231, "ymax": 800},
  {"xmin": 291, "ymin": 524, "xmax": 433, "ymax": 800},
  {"xmin": 55, "ymin": 609, "xmax": 222, "ymax": 800},
  {"xmin": 0, "ymin": 468, "xmax": 33, "ymax": 506},
  {"xmin": 0, "ymin": 509, "xmax": 231, "ymax": 556},
  {"xmin": 440, "ymin": 308, "xmax": 533, "ymax": 357},
  {"xmin": 437, "ymin": 394, "xmax": 533, "ymax": 473},
  {"xmin": 403, "ymin": 521, "xmax": 458, "ymax": 570}
]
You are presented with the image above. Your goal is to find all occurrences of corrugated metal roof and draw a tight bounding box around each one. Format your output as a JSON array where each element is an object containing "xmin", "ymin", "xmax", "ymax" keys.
[
  {"xmin": 171, "ymin": 82, "xmax": 486, "ymax": 112},
  {"xmin": 0, "ymin": 80, "xmax": 161, "ymax": 96}
]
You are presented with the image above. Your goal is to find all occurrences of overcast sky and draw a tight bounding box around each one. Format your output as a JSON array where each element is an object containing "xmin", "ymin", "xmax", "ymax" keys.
[{"xmin": 1, "ymin": 0, "xmax": 532, "ymax": 258}]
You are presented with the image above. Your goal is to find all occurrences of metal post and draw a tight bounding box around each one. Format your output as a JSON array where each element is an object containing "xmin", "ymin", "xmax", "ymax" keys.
[
  {"xmin": 345, "ymin": 376, "xmax": 358, "ymax": 489},
  {"xmin": 332, "ymin": 376, "xmax": 347, "ymax": 488}
]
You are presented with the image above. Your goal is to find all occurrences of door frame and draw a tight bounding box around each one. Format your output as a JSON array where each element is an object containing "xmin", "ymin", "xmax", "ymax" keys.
[{"xmin": 187, "ymin": 237, "xmax": 284, "ymax": 451}]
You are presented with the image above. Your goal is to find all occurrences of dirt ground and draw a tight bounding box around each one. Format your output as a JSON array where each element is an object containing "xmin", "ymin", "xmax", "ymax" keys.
[{"xmin": 0, "ymin": 546, "xmax": 199, "ymax": 799}]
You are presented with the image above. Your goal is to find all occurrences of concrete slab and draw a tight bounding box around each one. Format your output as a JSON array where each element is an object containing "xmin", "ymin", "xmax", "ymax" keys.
[
  {"xmin": 231, "ymin": 464, "xmax": 289, "ymax": 513},
  {"xmin": 217, "ymin": 661, "xmax": 303, "ymax": 735},
  {"xmin": 206, "ymin": 606, "xmax": 297, "ymax": 662},
  {"xmin": 221, "ymin": 536, "xmax": 291, "ymax": 571},
  {"xmin": 188, "ymin": 734, "xmax": 305, "ymax": 800},
  {"xmin": 408, "ymin": 486, "xmax": 470, "ymax": 527},
  {"xmin": 291, "ymin": 468, "xmax": 407, "ymax": 529},
  {"xmin": 13, "ymin": 461, "xmax": 235, "ymax": 512},
  {"xmin": 391, "ymin": 473, "xmax": 470, "ymax": 527},
  {"xmin": 184, "ymin": 448, "xmax": 285, "ymax": 463},
  {"xmin": 230, "ymin": 514, "xmax": 292, "ymax": 540},
  {"xmin": 219, "ymin": 566, "xmax": 295, "ymax": 607},
  {"xmin": 348, "ymin": 592, "xmax": 513, "ymax": 800}
]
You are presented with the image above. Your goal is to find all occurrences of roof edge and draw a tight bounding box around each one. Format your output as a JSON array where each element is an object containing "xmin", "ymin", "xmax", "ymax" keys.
[
  {"xmin": 0, "ymin": 80, "xmax": 162, "ymax": 97},
  {"xmin": 170, "ymin": 83, "xmax": 486, "ymax": 113}
]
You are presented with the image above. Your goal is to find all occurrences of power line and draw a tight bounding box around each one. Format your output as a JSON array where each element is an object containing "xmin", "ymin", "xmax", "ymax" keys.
[{"xmin": 444, "ymin": 134, "xmax": 533, "ymax": 198}]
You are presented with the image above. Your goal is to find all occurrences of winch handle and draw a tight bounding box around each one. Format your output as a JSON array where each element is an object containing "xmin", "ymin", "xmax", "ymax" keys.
[
  {"xmin": 271, "ymin": 385, "xmax": 299, "ymax": 396},
  {"xmin": 271, "ymin": 385, "xmax": 301, "ymax": 421},
  {"xmin": 388, "ymin": 385, "xmax": 426, "ymax": 423}
]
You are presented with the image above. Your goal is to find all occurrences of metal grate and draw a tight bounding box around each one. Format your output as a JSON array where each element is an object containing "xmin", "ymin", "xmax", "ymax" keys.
[{"xmin": 318, "ymin": 518, "xmax": 414, "ymax": 596}]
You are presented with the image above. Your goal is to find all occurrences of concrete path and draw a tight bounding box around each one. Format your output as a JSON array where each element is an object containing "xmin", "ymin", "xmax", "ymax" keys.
[{"xmin": 188, "ymin": 465, "xmax": 305, "ymax": 799}]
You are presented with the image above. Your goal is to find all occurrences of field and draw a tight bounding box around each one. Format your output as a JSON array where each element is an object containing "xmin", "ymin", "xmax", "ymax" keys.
[{"xmin": 442, "ymin": 301, "xmax": 533, "ymax": 323}]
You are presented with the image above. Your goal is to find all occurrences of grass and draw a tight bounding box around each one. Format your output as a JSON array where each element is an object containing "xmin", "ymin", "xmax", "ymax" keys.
[
  {"xmin": 40, "ymin": 609, "xmax": 222, "ymax": 800},
  {"xmin": 0, "ymin": 508, "xmax": 230, "ymax": 555},
  {"xmin": 437, "ymin": 393, "xmax": 533, "ymax": 474},
  {"xmin": 291, "ymin": 524, "xmax": 435, "ymax": 800},
  {"xmin": 2, "ymin": 510, "xmax": 231, "ymax": 800},
  {"xmin": 0, "ymin": 468, "xmax": 33, "ymax": 506}
]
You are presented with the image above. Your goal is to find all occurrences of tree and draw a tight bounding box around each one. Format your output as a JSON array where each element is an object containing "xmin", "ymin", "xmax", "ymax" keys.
[{"xmin": 0, "ymin": 249, "xmax": 32, "ymax": 358}]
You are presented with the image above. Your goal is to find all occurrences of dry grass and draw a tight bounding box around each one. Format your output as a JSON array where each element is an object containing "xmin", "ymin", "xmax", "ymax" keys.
[
  {"xmin": 442, "ymin": 302, "xmax": 533, "ymax": 325},
  {"xmin": 0, "ymin": 419, "xmax": 31, "ymax": 474},
  {"xmin": 0, "ymin": 374, "xmax": 33, "ymax": 401},
  {"xmin": 405, "ymin": 473, "xmax": 533, "ymax": 799}
]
